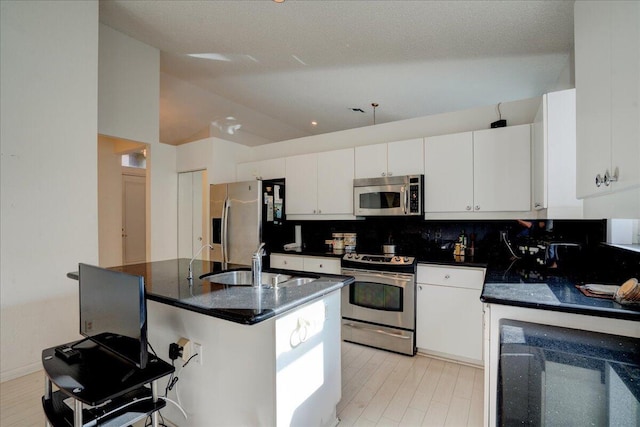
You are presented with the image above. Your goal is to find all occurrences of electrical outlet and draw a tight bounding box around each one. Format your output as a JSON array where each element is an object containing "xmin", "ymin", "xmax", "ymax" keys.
[
  {"xmin": 193, "ymin": 342, "xmax": 203, "ymax": 365},
  {"xmin": 177, "ymin": 337, "xmax": 191, "ymax": 362}
]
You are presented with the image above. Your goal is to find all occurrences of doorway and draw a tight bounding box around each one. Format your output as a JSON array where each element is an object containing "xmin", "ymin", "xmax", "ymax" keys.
[{"xmin": 122, "ymin": 171, "xmax": 146, "ymax": 264}]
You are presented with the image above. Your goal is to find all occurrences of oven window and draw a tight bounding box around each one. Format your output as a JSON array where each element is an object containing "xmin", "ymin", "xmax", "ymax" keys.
[
  {"xmin": 359, "ymin": 192, "xmax": 400, "ymax": 209},
  {"xmin": 350, "ymin": 281, "xmax": 403, "ymax": 311}
]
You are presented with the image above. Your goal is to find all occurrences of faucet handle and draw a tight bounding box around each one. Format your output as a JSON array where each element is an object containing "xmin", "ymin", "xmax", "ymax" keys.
[{"xmin": 254, "ymin": 242, "xmax": 266, "ymax": 256}]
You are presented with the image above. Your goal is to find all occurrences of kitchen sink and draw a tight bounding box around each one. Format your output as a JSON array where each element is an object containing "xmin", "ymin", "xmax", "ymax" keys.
[{"xmin": 201, "ymin": 270, "xmax": 319, "ymax": 288}]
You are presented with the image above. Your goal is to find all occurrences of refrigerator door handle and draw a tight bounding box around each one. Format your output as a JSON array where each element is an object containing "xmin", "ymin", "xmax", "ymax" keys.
[{"xmin": 222, "ymin": 197, "xmax": 230, "ymax": 265}]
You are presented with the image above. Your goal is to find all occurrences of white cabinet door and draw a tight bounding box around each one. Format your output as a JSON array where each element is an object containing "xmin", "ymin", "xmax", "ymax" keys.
[
  {"xmin": 473, "ymin": 125, "xmax": 531, "ymax": 212},
  {"xmin": 355, "ymin": 144, "xmax": 387, "ymax": 178},
  {"xmin": 303, "ymin": 256, "xmax": 341, "ymax": 274},
  {"xmin": 575, "ymin": 1, "xmax": 613, "ymax": 198},
  {"xmin": 317, "ymin": 148, "xmax": 354, "ymax": 215},
  {"xmin": 610, "ymin": 1, "xmax": 640, "ymax": 194},
  {"xmin": 285, "ymin": 153, "xmax": 318, "ymax": 215},
  {"xmin": 424, "ymin": 132, "xmax": 474, "ymax": 212},
  {"xmin": 387, "ymin": 138, "xmax": 424, "ymax": 176},
  {"xmin": 416, "ymin": 283, "xmax": 483, "ymax": 363},
  {"xmin": 270, "ymin": 254, "xmax": 304, "ymax": 271},
  {"xmin": 576, "ymin": 1, "xmax": 639, "ymax": 199},
  {"xmin": 237, "ymin": 158, "xmax": 286, "ymax": 182},
  {"xmin": 416, "ymin": 264, "xmax": 485, "ymax": 365}
]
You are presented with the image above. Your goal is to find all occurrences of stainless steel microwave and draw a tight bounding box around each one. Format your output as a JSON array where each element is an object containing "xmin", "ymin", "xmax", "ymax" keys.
[{"xmin": 353, "ymin": 175, "xmax": 423, "ymax": 216}]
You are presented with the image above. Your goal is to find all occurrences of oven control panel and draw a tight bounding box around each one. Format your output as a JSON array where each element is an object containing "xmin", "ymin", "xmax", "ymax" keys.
[{"xmin": 342, "ymin": 253, "xmax": 415, "ymax": 266}]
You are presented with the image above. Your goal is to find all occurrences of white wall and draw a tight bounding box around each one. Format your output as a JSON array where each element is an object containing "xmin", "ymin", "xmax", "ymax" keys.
[
  {"xmin": 250, "ymin": 96, "xmax": 541, "ymax": 160},
  {"xmin": 0, "ymin": 1, "xmax": 99, "ymax": 381},
  {"xmin": 98, "ymin": 23, "xmax": 160, "ymax": 144},
  {"xmin": 150, "ymin": 143, "xmax": 178, "ymax": 261},
  {"xmin": 177, "ymin": 137, "xmax": 252, "ymax": 183}
]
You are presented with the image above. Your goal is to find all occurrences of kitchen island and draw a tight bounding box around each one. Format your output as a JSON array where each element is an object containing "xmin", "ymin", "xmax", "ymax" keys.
[
  {"xmin": 480, "ymin": 264, "xmax": 640, "ymax": 426},
  {"xmin": 69, "ymin": 259, "xmax": 354, "ymax": 427}
]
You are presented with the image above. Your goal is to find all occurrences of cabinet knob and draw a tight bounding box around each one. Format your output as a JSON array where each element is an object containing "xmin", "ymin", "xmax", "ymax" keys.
[
  {"xmin": 388, "ymin": 172, "xmax": 393, "ymax": 176},
  {"xmin": 466, "ymin": 205, "xmax": 472, "ymax": 211},
  {"xmin": 318, "ymin": 209, "xmax": 321, "ymax": 214},
  {"xmin": 284, "ymin": 261, "xmax": 287, "ymax": 265},
  {"xmin": 418, "ymin": 285, "xmax": 423, "ymax": 291},
  {"xmin": 475, "ymin": 205, "xmax": 480, "ymax": 211},
  {"xmin": 313, "ymin": 209, "xmax": 317, "ymax": 214},
  {"xmin": 595, "ymin": 173, "xmax": 603, "ymax": 187},
  {"xmin": 444, "ymin": 274, "xmax": 450, "ymax": 279},
  {"xmin": 603, "ymin": 169, "xmax": 618, "ymax": 186},
  {"xmin": 534, "ymin": 203, "xmax": 541, "ymax": 208},
  {"xmin": 319, "ymin": 264, "xmax": 323, "ymax": 268},
  {"xmin": 382, "ymin": 172, "xmax": 386, "ymax": 177}
]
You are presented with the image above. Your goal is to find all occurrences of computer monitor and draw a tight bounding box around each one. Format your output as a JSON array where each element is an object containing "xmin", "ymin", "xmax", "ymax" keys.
[{"xmin": 78, "ymin": 263, "xmax": 148, "ymax": 369}]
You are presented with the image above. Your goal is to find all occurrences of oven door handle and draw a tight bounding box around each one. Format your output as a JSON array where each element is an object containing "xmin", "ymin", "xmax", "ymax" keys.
[{"xmin": 344, "ymin": 322, "xmax": 411, "ymax": 339}]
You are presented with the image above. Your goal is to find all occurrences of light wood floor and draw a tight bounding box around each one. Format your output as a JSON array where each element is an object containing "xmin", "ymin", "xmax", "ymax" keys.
[{"xmin": 1, "ymin": 342, "xmax": 483, "ymax": 427}]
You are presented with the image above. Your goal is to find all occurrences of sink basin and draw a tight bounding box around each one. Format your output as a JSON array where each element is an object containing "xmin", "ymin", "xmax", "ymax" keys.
[
  {"xmin": 201, "ymin": 270, "xmax": 318, "ymax": 287},
  {"xmin": 202, "ymin": 270, "xmax": 292, "ymax": 286},
  {"xmin": 277, "ymin": 277, "xmax": 318, "ymax": 287}
]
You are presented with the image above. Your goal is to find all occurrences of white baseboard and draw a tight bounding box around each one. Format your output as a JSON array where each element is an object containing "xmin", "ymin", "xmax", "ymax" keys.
[{"xmin": 1, "ymin": 360, "xmax": 42, "ymax": 383}]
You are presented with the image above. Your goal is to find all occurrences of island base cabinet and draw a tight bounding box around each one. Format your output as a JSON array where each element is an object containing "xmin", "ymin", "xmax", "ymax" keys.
[{"xmin": 146, "ymin": 291, "xmax": 342, "ymax": 427}]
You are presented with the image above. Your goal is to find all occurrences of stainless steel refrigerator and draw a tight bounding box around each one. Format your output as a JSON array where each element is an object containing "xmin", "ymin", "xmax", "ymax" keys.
[{"xmin": 210, "ymin": 179, "xmax": 285, "ymax": 266}]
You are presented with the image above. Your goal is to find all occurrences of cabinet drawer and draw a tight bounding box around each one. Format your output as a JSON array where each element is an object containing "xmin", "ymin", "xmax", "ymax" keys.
[
  {"xmin": 303, "ymin": 257, "xmax": 341, "ymax": 274},
  {"xmin": 270, "ymin": 254, "xmax": 304, "ymax": 271},
  {"xmin": 417, "ymin": 264, "xmax": 485, "ymax": 290}
]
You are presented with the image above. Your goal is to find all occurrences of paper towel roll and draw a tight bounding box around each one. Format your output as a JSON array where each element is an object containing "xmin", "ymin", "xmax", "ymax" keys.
[{"xmin": 295, "ymin": 225, "xmax": 302, "ymax": 246}]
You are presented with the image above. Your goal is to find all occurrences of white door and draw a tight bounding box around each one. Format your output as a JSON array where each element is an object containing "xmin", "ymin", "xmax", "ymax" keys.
[
  {"xmin": 317, "ymin": 148, "xmax": 354, "ymax": 215},
  {"xmin": 473, "ymin": 125, "xmax": 531, "ymax": 212},
  {"xmin": 355, "ymin": 143, "xmax": 387, "ymax": 178},
  {"xmin": 178, "ymin": 170, "xmax": 206, "ymax": 259},
  {"xmin": 285, "ymin": 153, "xmax": 318, "ymax": 215},
  {"xmin": 387, "ymin": 138, "xmax": 424, "ymax": 176},
  {"xmin": 122, "ymin": 174, "xmax": 146, "ymax": 264},
  {"xmin": 424, "ymin": 132, "xmax": 474, "ymax": 212}
]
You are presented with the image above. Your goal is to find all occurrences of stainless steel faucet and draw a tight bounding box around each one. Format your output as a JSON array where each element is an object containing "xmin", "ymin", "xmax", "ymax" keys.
[
  {"xmin": 188, "ymin": 243, "xmax": 214, "ymax": 280},
  {"xmin": 252, "ymin": 243, "xmax": 266, "ymax": 287}
]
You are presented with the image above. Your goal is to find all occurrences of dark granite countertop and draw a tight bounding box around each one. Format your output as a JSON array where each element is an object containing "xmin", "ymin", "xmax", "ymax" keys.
[
  {"xmin": 480, "ymin": 261, "xmax": 640, "ymax": 322},
  {"xmin": 417, "ymin": 252, "xmax": 640, "ymax": 321},
  {"xmin": 68, "ymin": 259, "xmax": 354, "ymax": 325}
]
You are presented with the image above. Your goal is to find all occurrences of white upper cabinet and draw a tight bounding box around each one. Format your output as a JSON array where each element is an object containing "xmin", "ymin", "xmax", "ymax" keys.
[
  {"xmin": 575, "ymin": 1, "xmax": 640, "ymax": 199},
  {"xmin": 424, "ymin": 132, "xmax": 474, "ymax": 212},
  {"xmin": 474, "ymin": 124, "xmax": 531, "ymax": 212},
  {"xmin": 317, "ymin": 148, "xmax": 355, "ymax": 215},
  {"xmin": 355, "ymin": 138, "xmax": 424, "ymax": 178},
  {"xmin": 532, "ymin": 89, "xmax": 583, "ymax": 218},
  {"xmin": 285, "ymin": 153, "xmax": 318, "ymax": 215},
  {"xmin": 424, "ymin": 125, "xmax": 531, "ymax": 215},
  {"xmin": 236, "ymin": 158, "xmax": 286, "ymax": 182},
  {"xmin": 285, "ymin": 148, "xmax": 355, "ymax": 218}
]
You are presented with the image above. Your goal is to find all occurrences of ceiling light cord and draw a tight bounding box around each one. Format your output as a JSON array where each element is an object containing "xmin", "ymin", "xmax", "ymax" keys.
[{"xmin": 371, "ymin": 103, "xmax": 379, "ymax": 125}]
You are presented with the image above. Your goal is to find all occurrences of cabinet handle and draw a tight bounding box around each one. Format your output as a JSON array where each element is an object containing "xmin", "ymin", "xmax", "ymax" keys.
[
  {"xmin": 466, "ymin": 205, "xmax": 472, "ymax": 211},
  {"xmin": 604, "ymin": 169, "xmax": 618, "ymax": 186},
  {"xmin": 475, "ymin": 206, "xmax": 480, "ymax": 211},
  {"xmin": 318, "ymin": 209, "xmax": 321, "ymax": 214},
  {"xmin": 313, "ymin": 209, "xmax": 317, "ymax": 214},
  {"xmin": 534, "ymin": 203, "xmax": 541, "ymax": 208},
  {"xmin": 418, "ymin": 285, "xmax": 423, "ymax": 290},
  {"xmin": 595, "ymin": 173, "xmax": 603, "ymax": 187},
  {"xmin": 283, "ymin": 261, "xmax": 287, "ymax": 265},
  {"xmin": 382, "ymin": 172, "xmax": 386, "ymax": 177},
  {"xmin": 319, "ymin": 264, "xmax": 323, "ymax": 268},
  {"xmin": 444, "ymin": 274, "xmax": 450, "ymax": 279}
]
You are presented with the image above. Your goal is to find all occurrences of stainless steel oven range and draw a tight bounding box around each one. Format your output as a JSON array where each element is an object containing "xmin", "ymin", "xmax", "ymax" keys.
[{"xmin": 341, "ymin": 253, "xmax": 416, "ymax": 356}]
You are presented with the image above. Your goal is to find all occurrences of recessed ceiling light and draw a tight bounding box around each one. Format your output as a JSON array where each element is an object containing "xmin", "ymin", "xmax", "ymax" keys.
[
  {"xmin": 311, "ymin": 121, "xmax": 318, "ymax": 126},
  {"xmin": 273, "ymin": 0, "xmax": 285, "ymax": 3}
]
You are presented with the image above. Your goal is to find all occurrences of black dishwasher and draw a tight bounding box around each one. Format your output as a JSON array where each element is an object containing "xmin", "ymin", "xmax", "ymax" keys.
[{"xmin": 498, "ymin": 320, "xmax": 640, "ymax": 426}]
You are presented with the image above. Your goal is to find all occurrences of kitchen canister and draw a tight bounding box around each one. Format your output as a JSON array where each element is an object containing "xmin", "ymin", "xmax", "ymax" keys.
[
  {"xmin": 332, "ymin": 233, "xmax": 344, "ymax": 253},
  {"xmin": 344, "ymin": 233, "xmax": 357, "ymax": 253}
]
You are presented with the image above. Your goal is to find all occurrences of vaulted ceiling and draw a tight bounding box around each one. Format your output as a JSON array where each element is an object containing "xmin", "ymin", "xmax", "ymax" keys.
[{"xmin": 99, "ymin": 0, "xmax": 575, "ymax": 146}]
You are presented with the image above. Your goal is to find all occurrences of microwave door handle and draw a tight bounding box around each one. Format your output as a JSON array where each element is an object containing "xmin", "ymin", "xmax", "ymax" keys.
[{"xmin": 403, "ymin": 185, "xmax": 408, "ymax": 214}]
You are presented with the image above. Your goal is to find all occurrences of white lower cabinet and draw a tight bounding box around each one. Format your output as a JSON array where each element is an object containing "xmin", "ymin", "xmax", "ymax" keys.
[
  {"xmin": 271, "ymin": 253, "xmax": 341, "ymax": 275},
  {"xmin": 416, "ymin": 264, "xmax": 485, "ymax": 365}
]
